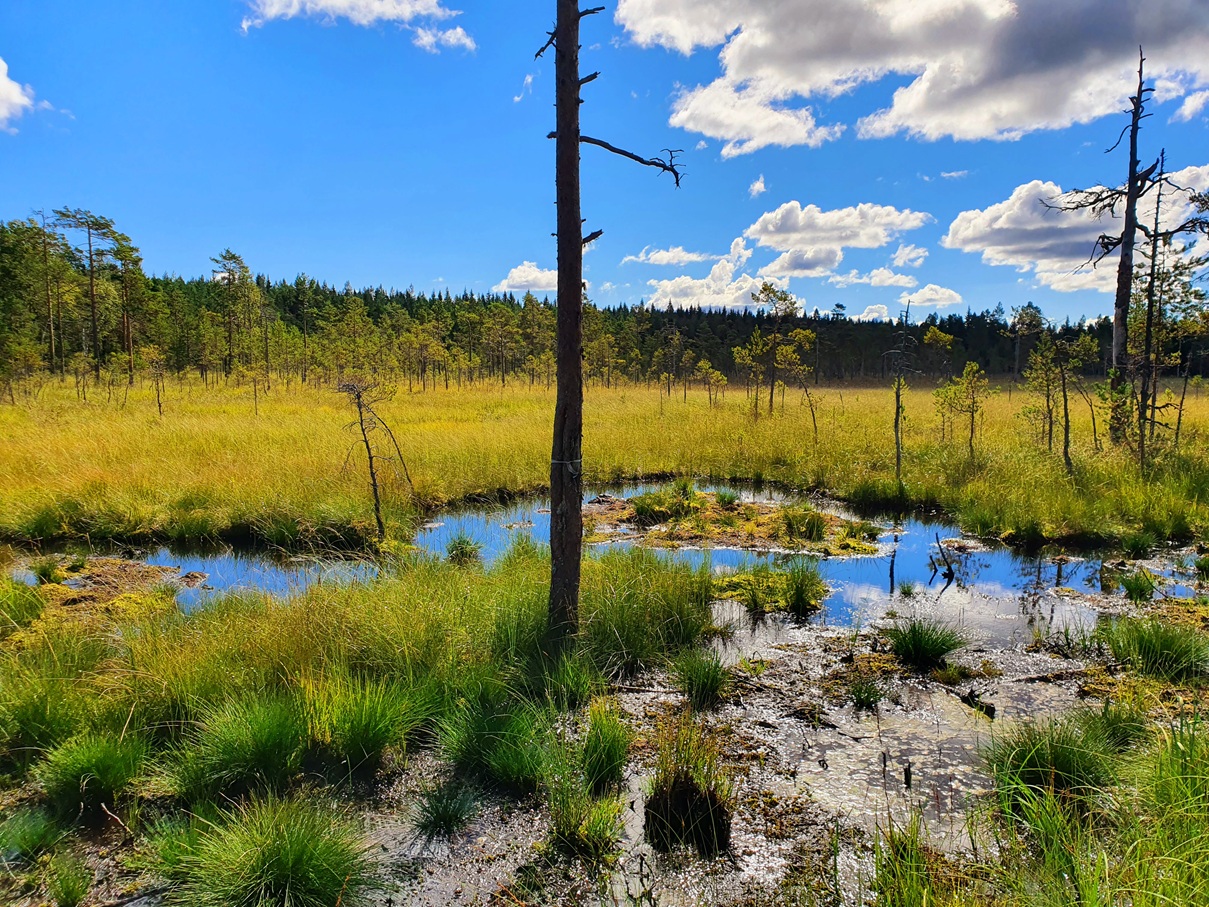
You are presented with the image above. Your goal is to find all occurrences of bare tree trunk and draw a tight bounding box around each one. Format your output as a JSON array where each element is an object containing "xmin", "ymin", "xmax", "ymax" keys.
[
  {"xmin": 1059, "ymin": 364, "xmax": 1073, "ymax": 474},
  {"xmin": 548, "ymin": 0, "xmax": 585, "ymax": 649},
  {"xmin": 1110, "ymin": 52, "xmax": 1150, "ymax": 444}
]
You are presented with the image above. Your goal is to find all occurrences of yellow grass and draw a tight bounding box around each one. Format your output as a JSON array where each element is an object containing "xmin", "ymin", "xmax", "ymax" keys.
[{"xmin": 1, "ymin": 377, "xmax": 1207, "ymax": 549}]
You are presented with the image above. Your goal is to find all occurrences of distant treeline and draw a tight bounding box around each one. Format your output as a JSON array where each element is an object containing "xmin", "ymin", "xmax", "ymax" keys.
[{"xmin": 2, "ymin": 211, "xmax": 1204, "ymax": 393}]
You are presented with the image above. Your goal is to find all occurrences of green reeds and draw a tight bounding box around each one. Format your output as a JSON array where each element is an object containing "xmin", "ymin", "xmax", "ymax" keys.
[
  {"xmin": 412, "ymin": 779, "xmax": 478, "ymax": 840},
  {"xmin": 644, "ymin": 716, "xmax": 733, "ymax": 856},
  {"xmin": 671, "ymin": 649, "xmax": 730, "ymax": 711},
  {"xmin": 580, "ymin": 698, "xmax": 631, "ymax": 793},
  {"xmin": 36, "ymin": 732, "xmax": 148, "ymax": 820},
  {"xmin": 1102, "ymin": 618, "xmax": 1209, "ymax": 682},
  {"xmin": 884, "ymin": 618, "xmax": 968, "ymax": 672},
  {"xmin": 169, "ymin": 796, "xmax": 375, "ymax": 907},
  {"xmin": 45, "ymin": 851, "xmax": 91, "ymax": 907},
  {"xmin": 0, "ymin": 808, "xmax": 62, "ymax": 862}
]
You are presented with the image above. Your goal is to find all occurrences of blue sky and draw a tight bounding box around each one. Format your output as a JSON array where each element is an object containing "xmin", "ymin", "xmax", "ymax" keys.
[{"xmin": 2, "ymin": 0, "xmax": 1207, "ymax": 324}]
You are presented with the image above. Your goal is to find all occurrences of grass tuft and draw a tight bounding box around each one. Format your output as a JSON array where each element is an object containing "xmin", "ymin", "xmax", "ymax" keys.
[
  {"xmin": 0, "ymin": 808, "xmax": 62, "ymax": 861},
  {"xmin": 984, "ymin": 715, "xmax": 1115, "ymax": 815},
  {"xmin": 45, "ymin": 851, "xmax": 91, "ymax": 907},
  {"xmin": 644, "ymin": 716, "xmax": 733, "ymax": 856},
  {"xmin": 37, "ymin": 732, "xmax": 148, "ymax": 820},
  {"xmin": 580, "ymin": 697, "xmax": 631, "ymax": 793},
  {"xmin": 670, "ymin": 649, "xmax": 730, "ymax": 711},
  {"xmin": 299, "ymin": 672, "xmax": 421, "ymax": 777},
  {"xmin": 1119, "ymin": 569, "xmax": 1158, "ymax": 603},
  {"xmin": 1102, "ymin": 618, "xmax": 1209, "ymax": 682},
  {"xmin": 170, "ymin": 796, "xmax": 375, "ymax": 907},
  {"xmin": 445, "ymin": 532, "xmax": 483, "ymax": 566},
  {"xmin": 849, "ymin": 676, "xmax": 884, "ymax": 712},
  {"xmin": 412, "ymin": 778, "xmax": 478, "ymax": 840},
  {"xmin": 884, "ymin": 618, "xmax": 967, "ymax": 672},
  {"xmin": 168, "ymin": 696, "xmax": 305, "ymax": 801}
]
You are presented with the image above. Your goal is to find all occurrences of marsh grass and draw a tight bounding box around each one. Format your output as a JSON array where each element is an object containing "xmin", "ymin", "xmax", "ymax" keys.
[
  {"xmin": 780, "ymin": 505, "xmax": 826, "ymax": 543},
  {"xmin": 716, "ymin": 561, "xmax": 826, "ymax": 618},
  {"xmin": 5, "ymin": 382, "xmax": 1209, "ymax": 553},
  {"xmin": 884, "ymin": 618, "xmax": 967, "ymax": 672},
  {"xmin": 1195, "ymin": 554, "xmax": 1209, "ymax": 581},
  {"xmin": 848, "ymin": 676, "xmax": 884, "ymax": 711},
  {"xmin": 446, "ymin": 532, "xmax": 483, "ymax": 566},
  {"xmin": 546, "ymin": 765, "xmax": 624, "ymax": 862},
  {"xmin": 170, "ymin": 796, "xmax": 375, "ymax": 907},
  {"xmin": 37, "ymin": 732, "xmax": 148, "ymax": 820},
  {"xmin": 670, "ymin": 649, "xmax": 730, "ymax": 711},
  {"xmin": 0, "ymin": 808, "xmax": 62, "ymax": 861},
  {"xmin": 168, "ymin": 696, "xmax": 305, "ymax": 801},
  {"xmin": 45, "ymin": 851, "xmax": 91, "ymax": 907},
  {"xmin": 580, "ymin": 698, "xmax": 631, "ymax": 793},
  {"xmin": 1102, "ymin": 618, "xmax": 1209, "ymax": 682},
  {"xmin": 984, "ymin": 715, "xmax": 1115, "ymax": 814},
  {"xmin": 1120, "ymin": 568, "xmax": 1158, "ymax": 602},
  {"xmin": 644, "ymin": 716, "xmax": 734, "ymax": 856},
  {"xmin": 298, "ymin": 672, "xmax": 420, "ymax": 777},
  {"xmin": 412, "ymin": 778, "xmax": 478, "ymax": 840},
  {"xmin": 438, "ymin": 689, "xmax": 553, "ymax": 792},
  {"xmin": 0, "ymin": 579, "xmax": 44, "ymax": 639}
]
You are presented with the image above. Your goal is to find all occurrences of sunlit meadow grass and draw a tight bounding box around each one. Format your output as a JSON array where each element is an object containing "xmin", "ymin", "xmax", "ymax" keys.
[{"xmin": 3, "ymin": 378, "xmax": 1209, "ymax": 550}]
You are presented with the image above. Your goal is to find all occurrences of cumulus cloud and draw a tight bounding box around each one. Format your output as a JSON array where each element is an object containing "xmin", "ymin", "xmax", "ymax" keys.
[
  {"xmin": 892, "ymin": 243, "xmax": 929, "ymax": 268},
  {"xmin": 900, "ymin": 284, "xmax": 964, "ymax": 309},
  {"xmin": 0, "ymin": 58, "xmax": 34, "ymax": 131},
  {"xmin": 493, "ymin": 261, "xmax": 559, "ymax": 293},
  {"xmin": 747, "ymin": 201, "xmax": 932, "ymax": 253},
  {"xmin": 616, "ymin": 0, "xmax": 1209, "ymax": 149},
  {"xmin": 942, "ymin": 166, "xmax": 1209, "ymax": 293},
  {"xmin": 853, "ymin": 304, "xmax": 891, "ymax": 322},
  {"xmin": 749, "ymin": 174, "xmax": 766, "ymax": 197},
  {"xmin": 622, "ymin": 245, "xmax": 714, "ymax": 266},
  {"xmin": 758, "ymin": 247, "xmax": 843, "ymax": 278},
  {"xmin": 1173, "ymin": 90, "xmax": 1209, "ymax": 122},
  {"xmin": 828, "ymin": 268, "xmax": 918, "ymax": 288},
  {"xmin": 242, "ymin": 0, "xmax": 474, "ymax": 51},
  {"xmin": 646, "ymin": 239, "xmax": 782, "ymax": 310},
  {"xmin": 413, "ymin": 25, "xmax": 475, "ymax": 52}
]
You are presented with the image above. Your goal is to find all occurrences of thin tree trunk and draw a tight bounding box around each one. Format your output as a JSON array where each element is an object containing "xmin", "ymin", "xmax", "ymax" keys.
[{"xmin": 548, "ymin": 0, "xmax": 584, "ymax": 649}]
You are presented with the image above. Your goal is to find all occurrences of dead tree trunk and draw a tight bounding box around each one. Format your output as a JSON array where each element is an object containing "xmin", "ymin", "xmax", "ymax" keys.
[{"xmin": 547, "ymin": 0, "xmax": 586, "ymax": 650}]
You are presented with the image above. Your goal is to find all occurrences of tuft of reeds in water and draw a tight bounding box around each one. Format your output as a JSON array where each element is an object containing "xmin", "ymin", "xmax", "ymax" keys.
[
  {"xmin": 884, "ymin": 618, "xmax": 967, "ymax": 672},
  {"xmin": 445, "ymin": 532, "xmax": 483, "ymax": 566},
  {"xmin": 438, "ymin": 687, "xmax": 553, "ymax": 793},
  {"xmin": 37, "ymin": 732, "xmax": 148, "ymax": 820},
  {"xmin": 0, "ymin": 578, "xmax": 45, "ymax": 640},
  {"xmin": 1119, "ymin": 569, "xmax": 1158, "ymax": 603},
  {"xmin": 983, "ymin": 715, "xmax": 1116, "ymax": 815},
  {"xmin": 849, "ymin": 676, "xmax": 884, "ymax": 712},
  {"xmin": 546, "ymin": 765, "xmax": 624, "ymax": 862},
  {"xmin": 670, "ymin": 649, "xmax": 730, "ymax": 711},
  {"xmin": 412, "ymin": 778, "xmax": 478, "ymax": 840},
  {"xmin": 1101, "ymin": 618, "xmax": 1209, "ymax": 682},
  {"xmin": 170, "ymin": 795, "xmax": 375, "ymax": 907},
  {"xmin": 644, "ymin": 716, "xmax": 733, "ymax": 856}
]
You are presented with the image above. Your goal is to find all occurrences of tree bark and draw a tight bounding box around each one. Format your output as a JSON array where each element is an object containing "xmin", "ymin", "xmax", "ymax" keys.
[{"xmin": 548, "ymin": 0, "xmax": 584, "ymax": 649}]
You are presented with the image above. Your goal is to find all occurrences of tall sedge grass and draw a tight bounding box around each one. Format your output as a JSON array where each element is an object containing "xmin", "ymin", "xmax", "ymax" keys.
[
  {"xmin": 883, "ymin": 618, "xmax": 967, "ymax": 671},
  {"xmin": 1102, "ymin": 618, "xmax": 1209, "ymax": 682},
  {"xmin": 167, "ymin": 796, "xmax": 375, "ymax": 907},
  {"xmin": 4, "ymin": 381, "xmax": 1209, "ymax": 550},
  {"xmin": 644, "ymin": 715, "xmax": 734, "ymax": 856},
  {"xmin": 36, "ymin": 732, "xmax": 148, "ymax": 819}
]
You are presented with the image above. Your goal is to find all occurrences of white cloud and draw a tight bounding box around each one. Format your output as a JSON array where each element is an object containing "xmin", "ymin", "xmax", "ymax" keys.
[
  {"xmin": 758, "ymin": 247, "xmax": 843, "ymax": 278},
  {"xmin": 854, "ymin": 304, "xmax": 891, "ymax": 322},
  {"xmin": 900, "ymin": 284, "xmax": 964, "ymax": 309},
  {"xmin": 748, "ymin": 174, "xmax": 766, "ymax": 197},
  {"xmin": 891, "ymin": 243, "xmax": 928, "ymax": 268},
  {"xmin": 747, "ymin": 201, "xmax": 932, "ymax": 253},
  {"xmin": 646, "ymin": 239, "xmax": 782, "ymax": 310},
  {"xmin": 0, "ymin": 58, "xmax": 34, "ymax": 131},
  {"xmin": 493, "ymin": 261, "xmax": 559, "ymax": 293},
  {"xmin": 942, "ymin": 167, "xmax": 1209, "ymax": 293},
  {"xmin": 513, "ymin": 74, "xmax": 534, "ymax": 103},
  {"xmin": 828, "ymin": 268, "xmax": 918, "ymax": 289},
  {"xmin": 616, "ymin": 0, "xmax": 1209, "ymax": 148},
  {"xmin": 600, "ymin": 281, "xmax": 616, "ymax": 293},
  {"xmin": 941, "ymin": 170, "xmax": 969, "ymax": 180},
  {"xmin": 241, "ymin": 0, "xmax": 472, "ymax": 48},
  {"xmin": 1173, "ymin": 90, "xmax": 1209, "ymax": 122},
  {"xmin": 694, "ymin": 139, "xmax": 709, "ymax": 150},
  {"xmin": 622, "ymin": 245, "xmax": 714, "ymax": 266},
  {"xmin": 413, "ymin": 25, "xmax": 475, "ymax": 52}
]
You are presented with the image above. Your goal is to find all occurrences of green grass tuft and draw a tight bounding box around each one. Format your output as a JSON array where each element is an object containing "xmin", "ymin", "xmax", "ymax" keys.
[
  {"xmin": 884, "ymin": 618, "xmax": 968, "ymax": 672},
  {"xmin": 670, "ymin": 649, "xmax": 730, "ymax": 711},
  {"xmin": 45, "ymin": 851, "xmax": 91, "ymax": 907},
  {"xmin": 849, "ymin": 676, "xmax": 884, "ymax": 712},
  {"xmin": 170, "ymin": 796, "xmax": 375, "ymax": 907},
  {"xmin": 1102, "ymin": 619, "xmax": 1209, "ymax": 682},
  {"xmin": 644, "ymin": 716, "xmax": 733, "ymax": 856},
  {"xmin": 0, "ymin": 808, "xmax": 63, "ymax": 861},
  {"xmin": 445, "ymin": 532, "xmax": 483, "ymax": 566},
  {"xmin": 412, "ymin": 778, "xmax": 478, "ymax": 840},
  {"xmin": 37, "ymin": 732, "xmax": 148, "ymax": 820},
  {"xmin": 984, "ymin": 715, "xmax": 1116, "ymax": 815},
  {"xmin": 547, "ymin": 765, "xmax": 623, "ymax": 862},
  {"xmin": 1119, "ymin": 569, "xmax": 1158, "ymax": 603},
  {"xmin": 580, "ymin": 698, "xmax": 631, "ymax": 793},
  {"xmin": 0, "ymin": 578, "xmax": 44, "ymax": 640},
  {"xmin": 299, "ymin": 672, "xmax": 422, "ymax": 777},
  {"xmin": 168, "ymin": 696, "xmax": 305, "ymax": 801}
]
